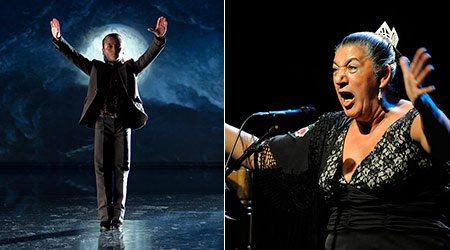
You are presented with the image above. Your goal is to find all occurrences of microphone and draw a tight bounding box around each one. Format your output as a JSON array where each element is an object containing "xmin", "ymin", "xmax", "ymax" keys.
[{"xmin": 253, "ymin": 106, "xmax": 316, "ymax": 116}]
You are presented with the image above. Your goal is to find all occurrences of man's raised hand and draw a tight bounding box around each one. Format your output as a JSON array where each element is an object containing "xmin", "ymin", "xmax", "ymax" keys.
[
  {"xmin": 147, "ymin": 16, "xmax": 167, "ymax": 38},
  {"xmin": 50, "ymin": 18, "xmax": 61, "ymax": 40}
]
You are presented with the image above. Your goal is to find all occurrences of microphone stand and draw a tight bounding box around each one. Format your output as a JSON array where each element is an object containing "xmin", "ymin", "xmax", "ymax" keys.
[{"xmin": 225, "ymin": 124, "xmax": 278, "ymax": 177}]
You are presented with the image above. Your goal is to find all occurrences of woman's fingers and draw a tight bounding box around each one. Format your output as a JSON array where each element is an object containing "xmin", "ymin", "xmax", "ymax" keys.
[
  {"xmin": 412, "ymin": 52, "xmax": 431, "ymax": 77},
  {"xmin": 408, "ymin": 48, "xmax": 433, "ymax": 86},
  {"xmin": 410, "ymin": 47, "xmax": 426, "ymax": 72},
  {"xmin": 416, "ymin": 64, "xmax": 434, "ymax": 86}
]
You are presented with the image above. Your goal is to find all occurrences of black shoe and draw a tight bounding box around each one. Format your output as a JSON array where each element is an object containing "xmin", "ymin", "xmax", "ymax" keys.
[
  {"xmin": 100, "ymin": 222, "xmax": 111, "ymax": 232},
  {"xmin": 112, "ymin": 221, "xmax": 123, "ymax": 232},
  {"xmin": 100, "ymin": 225, "xmax": 110, "ymax": 232}
]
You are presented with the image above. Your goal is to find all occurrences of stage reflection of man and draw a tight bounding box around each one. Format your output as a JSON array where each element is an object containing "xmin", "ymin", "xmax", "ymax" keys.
[{"xmin": 98, "ymin": 230, "xmax": 125, "ymax": 249}]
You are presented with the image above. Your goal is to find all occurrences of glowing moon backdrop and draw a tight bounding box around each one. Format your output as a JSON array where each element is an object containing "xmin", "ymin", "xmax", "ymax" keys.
[
  {"xmin": 0, "ymin": 0, "xmax": 224, "ymax": 164},
  {"xmin": 79, "ymin": 24, "xmax": 152, "ymax": 86}
]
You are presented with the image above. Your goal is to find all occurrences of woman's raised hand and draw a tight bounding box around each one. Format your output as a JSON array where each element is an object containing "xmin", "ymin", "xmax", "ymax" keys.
[{"xmin": 399, "ymin": 48, "xmax": 435, "ymax": 104}]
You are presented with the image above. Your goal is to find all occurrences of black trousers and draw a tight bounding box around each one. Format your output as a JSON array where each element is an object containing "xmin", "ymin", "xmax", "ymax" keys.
[{"xmin": 94, "ymin": 116, "xmax": 131, "ymax": 225}]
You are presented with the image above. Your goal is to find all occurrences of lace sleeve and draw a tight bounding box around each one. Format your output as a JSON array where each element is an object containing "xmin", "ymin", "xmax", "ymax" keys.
[{"xmin": 256, "ymin": 141, "xmax": 278, "ymax": 170}]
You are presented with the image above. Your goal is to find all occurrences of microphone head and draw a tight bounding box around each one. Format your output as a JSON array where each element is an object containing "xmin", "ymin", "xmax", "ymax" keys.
[{"xmin": 300, "ymin": 106, "xmax": 317, "ymax": 115}]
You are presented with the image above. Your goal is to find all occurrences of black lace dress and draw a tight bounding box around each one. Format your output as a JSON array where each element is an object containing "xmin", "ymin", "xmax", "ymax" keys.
[{"xmin": 254, "ymin": 109, "xmax": 450, "ymax": 250}]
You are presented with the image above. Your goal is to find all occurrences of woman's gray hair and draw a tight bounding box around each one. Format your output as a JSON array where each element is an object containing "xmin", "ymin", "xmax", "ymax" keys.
[{"xmin": 335, "ymin": 32, "xmax": 403, "ymax": 96}]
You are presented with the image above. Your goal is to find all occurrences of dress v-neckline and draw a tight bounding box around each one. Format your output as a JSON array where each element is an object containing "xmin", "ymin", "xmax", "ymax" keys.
[{"xmin": 338, "ymin": 109, "xmax": 414, "ymax": 184}]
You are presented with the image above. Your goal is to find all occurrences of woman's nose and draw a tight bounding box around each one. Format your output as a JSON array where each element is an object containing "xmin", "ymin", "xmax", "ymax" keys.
[{"xmin": 334, "ymin": 68, "xmax": 347, "ymax": 86}]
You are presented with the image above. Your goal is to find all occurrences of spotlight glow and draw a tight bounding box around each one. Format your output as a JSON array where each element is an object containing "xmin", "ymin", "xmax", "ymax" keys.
[{"xmin": 78, "ymin": 24, "xmax": 150, "ymax": 85}]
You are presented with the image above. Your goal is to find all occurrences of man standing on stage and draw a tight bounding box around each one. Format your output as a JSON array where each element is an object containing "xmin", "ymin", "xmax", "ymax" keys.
[{"xmin": 50, "ymin": 16, "xmax": 167, "ymax": 232}]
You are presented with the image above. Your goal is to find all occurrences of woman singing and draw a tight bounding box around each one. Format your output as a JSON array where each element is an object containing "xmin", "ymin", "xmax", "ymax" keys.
[{"xmin": 226, "ymin": 23, "xmax": 450, "ymax": 249}]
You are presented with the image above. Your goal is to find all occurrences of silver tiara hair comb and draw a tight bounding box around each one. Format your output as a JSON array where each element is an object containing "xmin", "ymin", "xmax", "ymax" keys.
[{"xmin": 375, "ymin": 21, "xmax": 399, "ymax": 48}]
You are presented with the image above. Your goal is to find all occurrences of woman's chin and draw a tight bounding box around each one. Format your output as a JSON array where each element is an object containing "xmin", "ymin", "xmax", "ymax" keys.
[{"xmin": 342, "ymin": 105, "xmax": 360, "ymax": 119}]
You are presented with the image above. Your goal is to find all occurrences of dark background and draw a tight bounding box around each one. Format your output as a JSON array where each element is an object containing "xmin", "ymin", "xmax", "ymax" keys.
[
  {"xmin": 225, "ymin": 3, "xmax": 450, "ymax": 137},
  {"xmin": 0, "ymin": 0, "xmax": 224, "ymax": 166}
]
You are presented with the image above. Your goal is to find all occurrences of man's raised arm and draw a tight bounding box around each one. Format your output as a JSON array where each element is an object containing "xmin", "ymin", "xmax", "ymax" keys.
[
  {"xmin": 50, "ymin": 18, "xmax": 93, "ymax": 76},
  {"xmin": 132, "ymin": 16, "xmax": 168, "ymax": 74}
]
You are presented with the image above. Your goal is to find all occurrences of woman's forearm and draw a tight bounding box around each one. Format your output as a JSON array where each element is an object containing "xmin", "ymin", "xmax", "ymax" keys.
[
  {"xmin": 415, "ymin": 93, "xmax": 450, "ymax": 163},
  {"xmin": 225, "ymin": 123, "xmax": 258, "ymax": 169}
]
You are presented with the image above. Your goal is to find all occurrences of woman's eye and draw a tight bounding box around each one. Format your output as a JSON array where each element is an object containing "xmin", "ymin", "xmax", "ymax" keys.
[{"xmin": 348, "ymin": 65, "xmax": 358, "ymax": 72}]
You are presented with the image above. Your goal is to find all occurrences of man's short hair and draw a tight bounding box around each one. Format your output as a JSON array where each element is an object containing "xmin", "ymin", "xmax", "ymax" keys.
[{"xmin": 102, "ymin": 33, "xmax": 122, "ymax": 48}]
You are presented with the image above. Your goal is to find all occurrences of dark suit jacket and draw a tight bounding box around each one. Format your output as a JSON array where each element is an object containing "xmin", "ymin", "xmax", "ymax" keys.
[{"xmin": 52, "ymin": 35, "xmax": 165, "ymax": 130}]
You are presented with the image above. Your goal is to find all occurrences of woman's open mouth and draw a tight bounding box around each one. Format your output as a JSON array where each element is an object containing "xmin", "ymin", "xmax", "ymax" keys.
[{"xmin": 339, "ymin": 91, "xmax": 355, "ymax": 108}]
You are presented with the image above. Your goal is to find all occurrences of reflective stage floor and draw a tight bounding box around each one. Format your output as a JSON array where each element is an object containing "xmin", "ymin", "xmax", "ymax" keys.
[{"xmin": 0, "ymin": 165, "xmax": 224, "ymax": 249}]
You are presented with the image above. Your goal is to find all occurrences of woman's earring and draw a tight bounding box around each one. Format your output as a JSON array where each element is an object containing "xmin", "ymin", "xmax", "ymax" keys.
[{"xmin": 377, "ymin": 89, "xmax": 382, "ymax": 102}]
